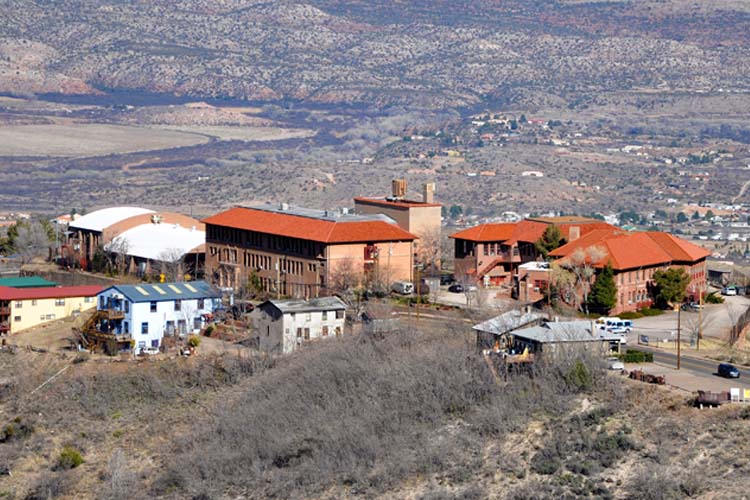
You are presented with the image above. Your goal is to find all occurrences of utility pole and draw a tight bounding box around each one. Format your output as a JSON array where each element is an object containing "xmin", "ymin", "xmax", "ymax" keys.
[
  {"xmin": 697, "ymin": 287, "xmax": 703, "ymax": 351},
  {"xmin": 415, "ymin": 264, "xmax": 421, "ymax": 322},
  {"xmin": 676, "ymin": 305, "xmax": 681, "ymax": 370}
]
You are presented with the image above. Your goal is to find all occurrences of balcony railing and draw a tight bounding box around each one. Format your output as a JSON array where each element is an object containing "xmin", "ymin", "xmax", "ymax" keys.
[
  {"xmin": 0, "ymin": 323, "xmax": 9, "ymax": 333},
  {"xmin": 0, "ymin": 307, "xmax": 10, "ymax": 315},
  {"xmin": 101, "ymin": 309, "xmax": 125, "ymax": 320}
]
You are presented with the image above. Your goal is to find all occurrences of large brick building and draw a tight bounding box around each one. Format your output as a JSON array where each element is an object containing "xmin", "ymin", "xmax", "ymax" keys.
[
  {"xmin": 549, "ymin": 229, "xmax": 710, "ymax": 314},
  {"xmin": 203, "ymin": 204, "xmax": 417, "ymax": 298},
  {"xmin": 354, "ymin": 179, "xmax": 442, "ymax": 269},
  {"xmin": 450, "ymin": 217, "xmax": 616, "ymax": 289}
]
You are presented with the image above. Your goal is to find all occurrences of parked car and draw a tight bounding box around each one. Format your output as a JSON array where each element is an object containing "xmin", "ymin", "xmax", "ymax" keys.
[
  {"xmin": 448, "ymin": 283, "xmax": 464, "ymax": 293},
  {"xmin": 440, "ymin": 274, "xmax": 456, "ymax": 285},
  {"xmin": 718, "ymin": 363, "xmax": 740, "ymax": 378},
  {"xmin": 141, "ymin": 346, "xmax": 160, "ymax": 356},
  {"xmin": 607, "ymin": 358, "xmax": 625, "ymax": 371},
  {"xmin": 722, "ymin": 287, "xmax": 738, "ymax": 296},
  {"xmin": 681, "ymin": 302, "xmax": 702, "ymax": 312},
  {"xmin": 391, "ymin": 281, "xmax": 414, "ymax": 295}
]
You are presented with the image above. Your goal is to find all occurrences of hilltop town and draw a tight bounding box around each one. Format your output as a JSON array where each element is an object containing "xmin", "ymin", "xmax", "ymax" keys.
[
  {"xmin": 0, "ymin": 177, "xmax": 749, "ymax": 498},
  {"xmin": 3, "ymin": 0, "xmax": 750, "ymax": 498}
]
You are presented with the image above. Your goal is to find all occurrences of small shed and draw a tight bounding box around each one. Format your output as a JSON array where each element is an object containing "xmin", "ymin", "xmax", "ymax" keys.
[
  {"xmin": 509, "ymin": 321, "xmax": 621, "ymax": 355},
  {"xmin": 472, "ymin": 309, "xmax": 546, "ymax": 350}
]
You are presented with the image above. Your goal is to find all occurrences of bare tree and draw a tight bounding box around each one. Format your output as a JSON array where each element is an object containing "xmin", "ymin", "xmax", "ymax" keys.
[
  {"xmin": 564, "ymin": 246, "xmax": 607, "ymax": 314},
  {"xmin": 14, "ymin": 221, "xmax": 53, "ymax": 264},
  {"xmin": 157, "ymin": 248, "xmax": 186, "ymax": 282},
  {"xmin": 683, "ymin": 309, "xmax": 713, "ymax": 346},
  {"xmin": 107, "ymin": 236, "xmax": 131, "ymax": 275},
  {"xmin": 415, "ymin": 225, "xmax": 443, "ymax": 276}
]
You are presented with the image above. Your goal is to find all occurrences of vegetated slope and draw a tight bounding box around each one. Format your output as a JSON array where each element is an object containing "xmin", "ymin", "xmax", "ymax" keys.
[
  {"xmin": 2, "ymin": 331, "xmax": 750, "ymax": 499},
  {"xmin": 1, "ymin": 0, "xmax": 749, "ymax": 108}
]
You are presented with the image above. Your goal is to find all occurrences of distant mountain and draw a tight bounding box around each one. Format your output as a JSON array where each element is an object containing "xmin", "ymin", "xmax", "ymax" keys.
[{"xmin": 2, "ymin": 0, "xmax": 749, "ymax": 108}]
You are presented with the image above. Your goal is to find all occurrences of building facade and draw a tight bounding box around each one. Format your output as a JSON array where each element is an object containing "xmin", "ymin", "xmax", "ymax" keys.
[
  {"xmin": 549, "ymin": 230, "xmax": 710, "ymax": 314},
  {"xmin": 354, "ymin": 179, "xmax": 442, "ymax": 270},
  {"xmin": 203, "ymin": 204, "xmax": 416, "ymax": 298},
  {"xmin": 94, "ymin": 281, "xmax": 221, "ymax": 353},
  {"xmin": 0, "ymin": 285, "xmax": 102, "ymax": 335},
  {"xmin": 252, "ymin": 297, "xmax": 347, "ymax": 354},
  {"xmin": 451, "ymin": 217, "xmax": 616, "ymax": 290}
]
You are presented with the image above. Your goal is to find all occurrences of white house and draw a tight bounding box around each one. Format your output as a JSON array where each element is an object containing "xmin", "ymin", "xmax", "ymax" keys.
[
  {"xmin": 96, "ymin": 281, "xmax": 221, "ymax": 353},
  {"xmin": 252, "ymin": 297, "xmax": 347, "ymax": 354}
]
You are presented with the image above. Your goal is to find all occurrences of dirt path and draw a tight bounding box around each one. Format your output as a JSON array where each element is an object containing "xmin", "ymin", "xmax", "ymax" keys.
[{"xmin": 732, "ymin": 178, "xmax": 750, "ymax": 203}]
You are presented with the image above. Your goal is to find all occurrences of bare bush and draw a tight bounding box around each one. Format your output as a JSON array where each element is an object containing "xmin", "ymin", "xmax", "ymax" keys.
[{"xmin": 162, "ymin": 329, "xmax": 611, "ymax": 498}]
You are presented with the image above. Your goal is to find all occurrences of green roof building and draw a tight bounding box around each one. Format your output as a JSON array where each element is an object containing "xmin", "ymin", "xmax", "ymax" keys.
[{"xmin": 0, "ymin": 276, "xmax": 57, "ymax": 288}]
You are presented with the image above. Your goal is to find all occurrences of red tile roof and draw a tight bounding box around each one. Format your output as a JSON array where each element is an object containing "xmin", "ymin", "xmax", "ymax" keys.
[
  {"xmin": 451, "ymin": 219, "xmax": 618, "ymax": 244},
  {"xmin": 450, "ymin": 222, "xmax": 517, "ymax": 242},
  {"xmin": 551, "ymin": 230, "xmax": 709, "ymax": 270},
  {"xmin": 0, "ymin": 285, "xmax": 103, "ymax": 301},
  {"xmin": 203, "ymin": 207, "xmax": 417, "ymax": 244},
  {"xmin": 354, "ymin": 197, "xmax": 442, "ymax": 209}
]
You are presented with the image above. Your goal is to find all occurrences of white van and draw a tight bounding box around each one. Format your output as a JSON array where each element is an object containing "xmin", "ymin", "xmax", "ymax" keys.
[{"xmin": 391, "ymin": 281, "xmax": 414, "ymax": 295}]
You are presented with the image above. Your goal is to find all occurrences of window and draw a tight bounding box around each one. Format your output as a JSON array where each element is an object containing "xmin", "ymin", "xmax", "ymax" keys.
[
  {"xmin": 150, "ymin": 301, "xmax": 157, "ymax": 313},
  {"xmin": 198, "ymin": 299, "xmax": 205, "ymax": 309},
  {"xmin": 40, "ymin": 315, "xmax": 45, "ymax": 320},
  {"xmin": 322, "ymin": 311, "xmax": 328, "ymax": 321},
  {"xmin": 194, "ymin": 317, "xmax": 202, "ymax": 330},
  {"xmin": 141, "ymin": 322, "xmax": 149, "ymax": 334},
  {"xmin": 13, "ymin": 316, "xmax": 20, "ymax": 322},
  {"xmin": 177, "ymin": 320, "xmax": 187, "ymax": 334},
  {"xmin": 55, "ymin": 299, "xmax": 65, "ymax": 306},
  {"xmin": 336, "ymin": 310, "xmax": 344, "ymax": 319},
  {"xmin": 305, "ymin": 313, "xmax": 311, "ymax": 322},
  {"xmin": 124, "ymin": 321, "xmax": 129, "ymax": 334},
  {"xmin": 32, "ymin": 300, "xmax": 38, "ymax": 306},
  {"xmin": 304, "ymin": 328, "xmax": 310, "ymax": 340},
  {"xmin": 125, "ymin": 301, "xmax": 129, "ymax": 313},
  {"xmin": 14, "ymin": 301, "xmax": 22, "ymax": 308},
  {"xmin": 297, "ymin": 328, "xmax": 303, "ymax": 338},
  {"xmin": 151, "ymin": 339, "xmax": 159, "ymax": 348},
  {"xmin": 84, "ymin": 297, "xmax": 92, "ymax": 303},
  {"xmin": 174, "ymin": 300, "xmax": 182, "ymax": 312},
  {"xmin": 322, "ymin": 326, "xmax": 329, "ymax": 337},
  {"xmin": 45, "ymin": 314, "xmax": 55, "ymax": 320}
]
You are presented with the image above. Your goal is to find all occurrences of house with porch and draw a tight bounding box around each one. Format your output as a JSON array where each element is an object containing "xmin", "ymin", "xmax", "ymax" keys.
[{"xmin": 90, "ymin": 281, "xmax": 221, "ymax": 353}]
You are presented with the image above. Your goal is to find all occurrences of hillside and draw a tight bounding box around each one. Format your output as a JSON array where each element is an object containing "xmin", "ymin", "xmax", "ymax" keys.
[
  {"xmin": 2, "ymin": 0, "xmax": 750, "ymax": 108},
  {"xmin": 1, "ymin": 330, "xmax": 749, "ymax": 499}
]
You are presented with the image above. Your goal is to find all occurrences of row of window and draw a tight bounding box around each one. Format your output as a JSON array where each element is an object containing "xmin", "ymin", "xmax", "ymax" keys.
[
  {"xmin": 14, "ymin": 297, "xmax": 91, "ymax": 308},
  {"xmin": 289, "ymin": 310, "xmax": 345, "ymax": 321},
  {"xmin": 207, "ymin": 226, "xmax": 325, "ymax": 258},
  {"xmin": 621, "ymin": 290, "xmax": 650, "ymax": 305}
]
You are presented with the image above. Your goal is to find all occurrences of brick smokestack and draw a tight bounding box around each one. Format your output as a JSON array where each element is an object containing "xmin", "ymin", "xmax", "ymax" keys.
[
  {"xmin": 422, "ymin": 182, "xmax": 435, "ymax": 204},
  {"xmin": 392, "ymin": 179, "xmax": 407, "ymax": 198}
]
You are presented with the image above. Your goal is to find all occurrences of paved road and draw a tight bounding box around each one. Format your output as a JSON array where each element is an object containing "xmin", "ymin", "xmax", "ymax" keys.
[{"xmin": 636, "ymin": 344, "xmax": 733, "ymax": 375}]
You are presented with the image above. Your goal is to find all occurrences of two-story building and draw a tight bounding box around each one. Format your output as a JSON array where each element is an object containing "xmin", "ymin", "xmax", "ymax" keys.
[
  {"xmin": 91, "ymin": 281, "xmax": 221, "ymax": 353},
  {"xmin": 451, "ymin": 217, "xmax": 616, "ymax": 290},
  {"xmin": 0, "ymin": 285, "xmax": 102, "ymax": 335},
  {"xmin": 549, "ymin": 230, "xmax": 710, "ymax": 314},
  {"xmin": 203, "ymin": 204, "xmax": 417, "ymax": 298},
  {"xmin": 252, "ymin": 296, "xmax": 347, "ymax": 354}
]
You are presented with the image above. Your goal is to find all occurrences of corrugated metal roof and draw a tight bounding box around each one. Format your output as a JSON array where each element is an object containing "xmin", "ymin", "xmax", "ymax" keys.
[
  {"xmin": 103, "ymin": 280, "xmax": 220, "ymax": 303},
  {"xmin": 513, "ymin": 321, "xmax": 621, "ymax": 343},
  {"xmin": 264, "ymin": 296, "xmax": 347, "ymax": 314},
  {"xmin": 104, "ymin": 223, "xmax": 205, "ymax": 261},
  {"xmin": 69, "ymin": 207, "xmax": 155, "ymax": 232},
  {"xmin": 472, "ymin": 309, "xmax": 545, "ymax": 335},
  {"xmin": 0, "ymin": 276, "xmax": 57, "ymax": 288}
]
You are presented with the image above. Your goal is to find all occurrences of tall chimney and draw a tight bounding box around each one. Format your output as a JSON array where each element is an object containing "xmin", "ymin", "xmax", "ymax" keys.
[
  {"xmin": 422, "ymin": 182, "xmax": 436, "ymax": 204},
  {"xmin": 392, "ymin": 179, "xmax": 407, "ymax": 198}
]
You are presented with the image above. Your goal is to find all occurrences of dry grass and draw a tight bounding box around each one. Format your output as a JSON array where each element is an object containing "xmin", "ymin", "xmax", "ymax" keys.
[
  {"xmin": 0, "ymin": 123, "xmax": 209, "ymax": 157},
  {"xmin": 2, "ymin": 328, "xmax": 750, "ymax": 499}
]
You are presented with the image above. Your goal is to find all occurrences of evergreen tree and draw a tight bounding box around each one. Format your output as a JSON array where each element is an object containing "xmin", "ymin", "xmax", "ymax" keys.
[
  {"xmin": 653, "ymin": 268, "xmax": 690, "ymax": 307},
  {"xmin": 587, "ymin": 263, "xmax": 617, "ymax": 314},
  {"xmin": 535, "ymin": 225, "xmax": 565, "ymax": 260}
]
